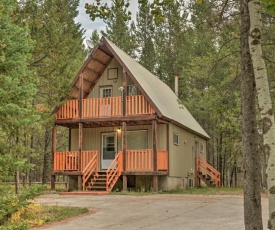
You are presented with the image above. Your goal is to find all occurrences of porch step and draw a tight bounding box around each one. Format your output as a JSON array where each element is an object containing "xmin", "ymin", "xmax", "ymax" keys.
[{"xmin": 87, "ymin": 170, "xmax": 108, "ymax": 192}]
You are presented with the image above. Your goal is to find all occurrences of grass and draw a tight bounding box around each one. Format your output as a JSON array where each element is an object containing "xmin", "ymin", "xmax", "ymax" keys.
[{"xmin": 0, "ymin": 203, "xmax": 89, "ymax": 230}]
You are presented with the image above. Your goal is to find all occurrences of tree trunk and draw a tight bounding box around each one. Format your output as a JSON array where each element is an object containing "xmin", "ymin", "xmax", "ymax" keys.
[
  {"xmin": 42, "ymin": 127, "xmax": 51, "ymax": 184},
  {"xmin": 248, "ymin": 0, "xmax": 275, "ymax": 228},
  {"xmin": 240, "ymin": 0, "xmax": 263, "ymax": 229}
]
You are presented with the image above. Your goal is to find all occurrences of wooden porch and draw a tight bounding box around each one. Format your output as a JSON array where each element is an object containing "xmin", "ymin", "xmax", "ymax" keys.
[{"xmin": 53, "ymin": 149, "xmax": 168, "ymax": 192}]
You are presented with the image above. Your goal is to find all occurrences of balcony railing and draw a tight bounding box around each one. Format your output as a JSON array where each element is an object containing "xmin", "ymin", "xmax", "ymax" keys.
[
  {"xmin": 56, "ymin": 95, "xmax": 154, "ymax": 120},
  {"xmin": 125, "ymin": 149, "xmax": 168, "ymax": 171},
  {"xmin": 53, "ymin": 150, "xmax": 98, "ymax": 171}
]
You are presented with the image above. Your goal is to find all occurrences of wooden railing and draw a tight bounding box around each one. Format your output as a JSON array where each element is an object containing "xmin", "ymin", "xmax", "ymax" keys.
[
  {"xmin": 54, "ymin": 150, "xmax": 97, "ymax": 171},
  {"xmin": 82, "ymin": 152, "xmax": 98, "ymax": 191},
  {"xmin": 196, "ymin": 156, "xmax": 221, "ymax": 187},
  {"xmin": 56, "ymin": 100, "xmax": 79, "ymax": 120},
  {"xmin": 56, "ymin": 95, "xmax": 154, "ymax": 120},
  {"xmin": 106, "ymin": 151, "xmax": 123, "ymax": 192},
  {"xmin": 83, "ymin": 97, "xmax": 122, "ymax": 118},
  {"xmin": 126, "ymin": 95, "xmax": 154, "ymax": 115},
  {"xmin": 125, "ymin": 149, "xmax": 168, "ymax": 171}
]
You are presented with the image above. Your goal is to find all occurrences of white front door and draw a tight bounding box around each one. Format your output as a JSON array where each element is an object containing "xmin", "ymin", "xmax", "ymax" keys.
[
  {"xmin": 102, "ymin": 133, "xmax": 117, "ymax": 169},
  {"xmin": 100, "ymin": 87, "xmax": 112, "ymax": 116}
]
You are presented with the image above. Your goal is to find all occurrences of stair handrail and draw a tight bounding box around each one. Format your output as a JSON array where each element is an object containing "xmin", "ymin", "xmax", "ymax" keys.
[
  {"xmin": 196, "ymin": 156, "xmax": 221, "ymax": 187},
  {"xmin": 82, "ymin": 152, "xmax": 98, "ymax": 190},
  {"xmin": 106, "ymin": 151, "xmax": 123, "ymax": 192}
]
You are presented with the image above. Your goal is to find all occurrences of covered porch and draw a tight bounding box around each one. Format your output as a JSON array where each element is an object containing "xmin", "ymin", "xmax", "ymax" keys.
[{"xmin": 53, "ymin": 149, "xmax": 168, "ymax": 192}]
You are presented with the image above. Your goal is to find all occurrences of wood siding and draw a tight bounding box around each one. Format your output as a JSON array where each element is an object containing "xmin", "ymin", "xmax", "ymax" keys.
[{"xmin": 168, "ymin": 123, "xmax": 207, "ymax": 178}]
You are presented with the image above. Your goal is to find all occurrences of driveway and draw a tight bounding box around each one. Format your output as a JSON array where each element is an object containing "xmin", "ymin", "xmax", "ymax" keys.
[{"xmin": 33, "ymin": 194, "xmax": 268, "ymax": 230}]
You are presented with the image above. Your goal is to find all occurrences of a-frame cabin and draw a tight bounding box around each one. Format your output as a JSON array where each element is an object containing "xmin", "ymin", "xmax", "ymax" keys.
[{"xmin": 51, "ymin": 37, "xmax": 220, "ymax": 194}]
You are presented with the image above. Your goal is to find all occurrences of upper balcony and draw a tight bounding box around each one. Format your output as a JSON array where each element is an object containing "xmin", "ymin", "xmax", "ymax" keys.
[{"xmin": 56, "ymin": 95, "xmax": 155, "ymax": 121}]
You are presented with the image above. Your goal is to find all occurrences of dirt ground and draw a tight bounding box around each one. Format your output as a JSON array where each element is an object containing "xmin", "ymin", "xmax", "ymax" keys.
[{"xmin": 33, "ymin": 194, "xmax": 268, "ymax": 230}]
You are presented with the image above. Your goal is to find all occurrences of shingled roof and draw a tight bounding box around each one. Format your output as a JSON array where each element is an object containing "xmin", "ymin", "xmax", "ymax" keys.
[{"xmin": 70, "ymin": 37, "xmax": 209, "ymax": 139}]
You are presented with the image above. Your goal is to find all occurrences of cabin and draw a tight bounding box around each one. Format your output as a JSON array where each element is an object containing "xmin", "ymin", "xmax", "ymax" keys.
[{"xmin": 51, "ymin": 37, "xmax": 220, "ymax": 194}]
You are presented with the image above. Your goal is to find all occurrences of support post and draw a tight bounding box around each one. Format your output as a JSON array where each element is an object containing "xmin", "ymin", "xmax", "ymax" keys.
[
  {"xmin": 153, "ymin": 176, "xmax": 158, "ymax": 192},
  {"xmin": 78, "ymin": 123, "xmax": 83, "ymax": 171},
  {"xmin": 122, "ymin": 121, "xmax": 127, "ymax": 171},
  {"xmin": 152, "ymin": 119, "xmax": 158, "ymax": 172},
  {"xmin": 78, "ymin": 73, "xmax": 83, "ymax": 175},
  {"xmin": 51, "ymin": 126, "xmax": 56, "ymax": 190},
  {"xmin": 122, "ymin": 69, "xmax": 127, "ymax": 116},
  {"xmin": 123, "ymin": 175, "xmax": 127, "ymax": 191},
  {"xmin": 51, "ymin": 175, "xmax": 56, "ymax": 190},
  {"xmin": 78, "ymin": 175, "xmax": 82, "ymax": 191}
]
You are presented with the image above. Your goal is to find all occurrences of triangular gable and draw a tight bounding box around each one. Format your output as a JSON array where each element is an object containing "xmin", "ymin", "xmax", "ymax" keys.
[{"xmin": 68, "ymin": 37, "xmax": 209, "ymax": 139}]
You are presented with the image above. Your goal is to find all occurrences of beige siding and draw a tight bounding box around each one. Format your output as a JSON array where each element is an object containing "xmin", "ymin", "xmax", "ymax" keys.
[
  {"xmin": 70, "ymin": 124, "xmax": 167, "ymax": 168},
  {"xmin": 88, "ymin": 58, "xmax": 123, "ymax": 98},
  {"xmin": 168, "ymin": 123, "xmax": 207, "ymax": 178}
]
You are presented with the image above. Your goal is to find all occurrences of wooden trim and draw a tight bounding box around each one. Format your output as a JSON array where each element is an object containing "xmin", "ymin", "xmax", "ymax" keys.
[
  {"xmin": 123, "ymin": 69, "xmax": 127, "ymax": 116},
  {"xmin": 79, "ymin": 74, "xmax": 83, "ymax": 119},
  {"xmin": 107, "ymin": 68, "xmax": 118, "ymax": 80},
  {"xmin": 52, "ymin": 126, "xmax": 56, "ymax": 172},
  {"xmin": 167, "ymin": 123, "xmax": 170, "ymax": 175},
  {"xmin": 122, "ymin": 171, "xmax": 168, "ymax": 176},
  {"xmin": 122, "ymin": 121, "xmax": 127, "ymax": 171},
  {"xmin": 78, "ymin": 123, "xmax": 83, "ymax": 170},
  {"xmin": 55, "ymin": 114, "xmax": 156, "ymax": 125},
  {"xmin": 153, "ymin": 176, "xmax": 158, "ymax": 192},
  {"xmin": 91, "ymin": 57, "xmax": 107, "ymax": 67},
  {"xmin": 102, "ymin": 37, "xmax": 162, "ymax": 117},
  {"xmin": 123, "ymin": 175, "xmax": 127, "ymax": 191},
  {"xmin": 69, "ymin": 128, "xmax": 71, "ymax": 151},
  {"xmin": 152, "ymin": 120, "xmax": 157, "ymax": 171}
]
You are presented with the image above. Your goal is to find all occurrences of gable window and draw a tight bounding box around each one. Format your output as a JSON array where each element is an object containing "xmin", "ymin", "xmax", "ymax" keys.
[
  {"xmin": 100, "ymin": 87, "xmax": 112, "ymax": 98},
  {"xmin": 127, "ymin": 85, "xmax": 138, "ymax": 96},
  {"xmin": 173, "ymin": 133, "xmax": 179, "ymax": 145}
]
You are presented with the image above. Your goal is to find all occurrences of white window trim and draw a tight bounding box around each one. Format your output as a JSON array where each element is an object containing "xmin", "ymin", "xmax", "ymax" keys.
[{"xmin": 173, "ymin": 132, "xmax": 179, "ymax": 146}]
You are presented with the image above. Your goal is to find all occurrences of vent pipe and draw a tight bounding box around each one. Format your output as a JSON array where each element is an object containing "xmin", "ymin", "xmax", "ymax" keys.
[{"xmin": 175, "ymin": 76, "xmax": 179, "ymax": 97}]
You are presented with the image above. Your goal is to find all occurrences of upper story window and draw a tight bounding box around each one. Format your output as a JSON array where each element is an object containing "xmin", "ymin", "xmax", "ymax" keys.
[
  {"xmin": 127, "ymin": 85, "xmax": 138, "ymax": 95},
  {"xmin": 100, "ymin": 87, "xmax": 112, "ymax": 98},
  {"xmin": 173, "ymin": 133, "xmax": 179, "ymax": 145}
]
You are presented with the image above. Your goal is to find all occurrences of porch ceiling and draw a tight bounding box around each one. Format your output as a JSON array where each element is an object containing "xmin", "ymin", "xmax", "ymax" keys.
[{"xmin": 70, "ymin": 43, "xmax": 113, "ymax": 99}]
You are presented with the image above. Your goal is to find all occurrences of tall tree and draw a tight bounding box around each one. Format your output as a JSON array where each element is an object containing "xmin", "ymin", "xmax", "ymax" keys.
[
  {"xmin": 0, "ymin": 0, "xmax": 38, "ymax": 192},
  {"xmin": 85, "ymin": 0, "xmax": 137, "ymax": 57},
  {"xmin": 240, "ymin": 0, "xmax": 263, "ymax": 228},
  {"xmin": 18, "ymin": 0, "xmax": 86, "ymax": 184}
]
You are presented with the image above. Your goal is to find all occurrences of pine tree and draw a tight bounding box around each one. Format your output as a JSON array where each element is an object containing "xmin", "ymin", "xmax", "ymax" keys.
[
  {"xmin": 18, "ymin": 0, "xmax": 86, "ymax": 184},
  {"xmin": 86, "ymin": 0, "xmax": 137, "ymax": 57},
  {"xmin": 136, "ymin": 0, "xmax": 156, "ymax": 72},
  {"xmin": 0, "ymin": 0, "xmax": 38, "ymax": 190}
]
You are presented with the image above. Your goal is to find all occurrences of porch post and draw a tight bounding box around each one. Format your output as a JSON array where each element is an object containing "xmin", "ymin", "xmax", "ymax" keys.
[
  {"xmin": 78, "ymin": 73, "xmax": 83, "ymax": 191},
  {"xmin": 122, "ymin": 69, "xmax": 128, "ymax": 191},
  {"xmin": 51, "ymin": 126, "xmax": 56, "ymax": 190},
  {"xmin": 152, "ymin": 119, "xmax": 158, "ymax": 192}
]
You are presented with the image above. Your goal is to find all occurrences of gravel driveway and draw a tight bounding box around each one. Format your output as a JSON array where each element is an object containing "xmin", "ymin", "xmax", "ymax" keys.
[{"xmin": 33, "ymin": 194, "xmax": 268, "ymax": 230}]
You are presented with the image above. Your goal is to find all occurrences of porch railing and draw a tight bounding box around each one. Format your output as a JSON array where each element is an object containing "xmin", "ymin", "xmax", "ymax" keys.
[
  {"xmin": 106, "ymin": 151, "xmax": 123, "ymax": 192},
  {"xmin": 196, "ymin": 156, "xmax": 220, "ymax": 187},
  {"xmin": 56, "ymin": 95, "xmax": 154, "ymax": 120},
  {"xmin": 125, "ymin": 149, "xmax": 168, "ymax": 171},
  {"xmin": 82, "ymin": 152, "xmax": 98, "ymax": 190},
  {"xmin": 53, "ymin": 150, "xmax": 97, "ymax": 171},
  {"xmin": 83, "ymin": 97, "xmax": 122, "ymax": 118},
  {"xmin": 126, "ymin": 95, "xmax": 154, "ymax": 115},
  {"xmin": 56, "ymin": 100, "xmax": 79, "ymax": 120}
]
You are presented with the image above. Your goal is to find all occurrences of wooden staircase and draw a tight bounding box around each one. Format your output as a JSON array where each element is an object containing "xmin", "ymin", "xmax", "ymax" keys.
[
  {"xmin": 195, "ymin": 156, "xmax": 221, "ymax": 187},
  {"xmin": 82, "ymin": 151, "xmax": 123, "ymax": 194},
  {"xmin": 86, "ymin": 170, "xmax": 107, "ymax": 191}
]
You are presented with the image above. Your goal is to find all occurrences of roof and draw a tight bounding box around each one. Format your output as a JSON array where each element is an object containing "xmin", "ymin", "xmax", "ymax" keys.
[{"xmin": 69, "ymin": 37, "xmax": 210, "ymax": 139}]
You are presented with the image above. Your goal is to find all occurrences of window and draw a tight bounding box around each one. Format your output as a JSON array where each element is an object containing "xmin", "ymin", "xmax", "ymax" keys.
[
  {"xmin": 127, "ymin": 130, "xmax": 147, "ymax": 150},
  {"xmin": 189, "ymin": 178, "xmax": 194, "ymax": 188},
  {"xmin": 173, "ymin": 133, "xmax": 179, "ymax": 145},
  {"xmin": 107, "ymin": 68, "xmax": 118, "ymax": 80},
  {"xmin": 100, "ymin": 87, "xmax": 112, "ymax": 98},
  {"xmin": 127, "ymin": 85, "xmax": 138, "ymax": 95}
]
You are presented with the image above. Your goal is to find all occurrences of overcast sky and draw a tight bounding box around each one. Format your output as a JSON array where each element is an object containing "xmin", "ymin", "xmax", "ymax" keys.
[{"xmin": 75, "ymin": 0, "xmax": 139, "ymax": 42}]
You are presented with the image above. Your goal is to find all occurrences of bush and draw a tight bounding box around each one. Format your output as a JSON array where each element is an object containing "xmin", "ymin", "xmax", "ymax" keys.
[{"xmin": 0, "ymin": 185, "xmax": 46, "ymax": 226}]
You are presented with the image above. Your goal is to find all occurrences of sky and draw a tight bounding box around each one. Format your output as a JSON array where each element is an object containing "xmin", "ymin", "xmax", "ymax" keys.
[{"xmin": 75, "ymin": 0, "xmax": 139, "ymax": 42}]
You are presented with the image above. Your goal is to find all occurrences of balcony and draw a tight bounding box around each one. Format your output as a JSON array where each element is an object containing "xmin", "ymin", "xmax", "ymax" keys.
[{"xmin": 56, "ymin": 95, "xmax": 154, "ymax": 120}]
